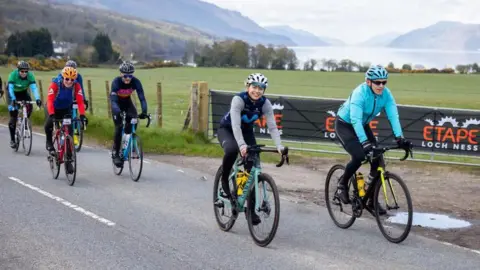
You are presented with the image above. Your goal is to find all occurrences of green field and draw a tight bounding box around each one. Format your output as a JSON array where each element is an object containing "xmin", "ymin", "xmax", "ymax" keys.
[{"xmin": 1, "ymin": 66, "xmax": 479, "ymax": 166}]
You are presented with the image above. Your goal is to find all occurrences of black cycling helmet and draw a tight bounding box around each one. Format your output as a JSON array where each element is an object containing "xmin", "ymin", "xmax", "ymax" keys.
[
  {"xmin": 119, "ymin": 61, "xmax": 135, "ymax": 74},
  {"xmin": 17, "ymin": 60, "xmax": 30, "ymax": 70}
]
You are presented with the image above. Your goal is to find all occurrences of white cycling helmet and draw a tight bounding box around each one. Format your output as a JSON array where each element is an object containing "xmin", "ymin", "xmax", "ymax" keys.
[{"xmin": 245, "ymin": 73, "xmax": 268, "ymax": 89}]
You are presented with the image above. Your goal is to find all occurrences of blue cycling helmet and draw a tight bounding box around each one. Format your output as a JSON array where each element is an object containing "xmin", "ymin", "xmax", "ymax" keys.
[{"xmin": 365, "ymin": 65, "xmax": 388, "ymax": 80}]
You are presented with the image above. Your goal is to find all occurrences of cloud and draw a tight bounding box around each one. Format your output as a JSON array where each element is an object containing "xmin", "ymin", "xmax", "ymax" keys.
[{"xmin": 200, "ymin": 0, "xmax": 480, "ymax": 44}]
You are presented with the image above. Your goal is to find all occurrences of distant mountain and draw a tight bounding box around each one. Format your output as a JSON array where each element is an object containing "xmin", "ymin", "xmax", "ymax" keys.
[
  {"xmin": 1, "ymin": 0, "xmax": 214, "ymax": 60},
  {"xmin": 50, "ymin": 0, "xmax": 296, "ymax": 46},
  {"xmin": 357, "ymin": 32, "xmax": 401, "ymax": 47},
  {"xmin": 388, "ymin": 21, "xmax": 480, "ymax": 50},
  {"xmin": 264, "ymin": 25, "xmax": 344, "ymax": 46}
]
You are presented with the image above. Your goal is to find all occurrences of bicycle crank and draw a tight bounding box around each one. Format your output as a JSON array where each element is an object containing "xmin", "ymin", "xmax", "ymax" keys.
[{"xmin": 351, "ymin": 197, "xmax": 363, "ymax": 218}]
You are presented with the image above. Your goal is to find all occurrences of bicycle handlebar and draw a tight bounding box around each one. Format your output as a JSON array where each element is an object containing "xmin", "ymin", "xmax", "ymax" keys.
[
  {"xmin": 365, "ymin": 144, "xmax": 414, "ymax": 163},
  {"xmin": 14, "ymin": 100, "xmax": 36, "ymax": 104},
  {"xmin": 238, "ymin": 144, "xmax": 290, "ymax": 168},
  {"xmin": 145, "ymin": 113, "xmax": 152, "ymax": 128},
  {"xmin": 14, "ymin": 100, "xmax": 40, "ymax": 110},
  {"xmin": 119, "ymin": 112, "xmax": 152, "ymax": 128}
]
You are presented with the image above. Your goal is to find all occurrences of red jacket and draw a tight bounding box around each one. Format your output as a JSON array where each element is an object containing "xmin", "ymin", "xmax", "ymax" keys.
[{"xmin": 47, "ymin": 81, "xmax": 85, "ymax": 115}]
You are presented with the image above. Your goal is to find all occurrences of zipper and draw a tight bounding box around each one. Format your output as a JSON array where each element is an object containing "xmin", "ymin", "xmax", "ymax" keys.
[{"xmin": 366, "ymin": 95, "xmax": 377, "ymax": 124}]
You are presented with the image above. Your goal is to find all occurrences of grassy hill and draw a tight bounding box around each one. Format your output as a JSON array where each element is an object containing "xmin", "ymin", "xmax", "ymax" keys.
[
  {"xmin": 50, "ymin": 0, "xmax": 296, "ymax": 46},
  {"xmin": 0, "ymin": 0, "xmax": 215, "ymax": 60}
]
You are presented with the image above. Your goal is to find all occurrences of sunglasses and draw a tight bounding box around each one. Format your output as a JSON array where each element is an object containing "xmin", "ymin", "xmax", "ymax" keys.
[
  {"xmin": 122, "ymin": 74, "xmax": 134, "ymax": 79},
  {"xmin": 64, "ymin": 78, "xmax": 75, "ymax": 82},
  {"xmin": 19, "ymin": 70, "xmax": 28, "ymax": 74},
  {"xmin": 372, "ymin": 80, "xmax": 387, "ymax": 86},
  {"xmin": 250, "ymin": 82, "xmax": 266, "ymax": 90}
]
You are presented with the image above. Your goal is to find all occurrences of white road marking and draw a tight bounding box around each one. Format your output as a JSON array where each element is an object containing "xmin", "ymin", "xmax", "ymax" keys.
[{"xmin": 8, "ymin": 176, "xmax": 116, "ymax": 227}]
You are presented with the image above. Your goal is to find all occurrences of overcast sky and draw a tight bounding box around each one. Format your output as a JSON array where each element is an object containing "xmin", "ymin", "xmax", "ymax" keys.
[{"xmin": 201, "ymin": 0, "xmax": 480, "ymax": 44}]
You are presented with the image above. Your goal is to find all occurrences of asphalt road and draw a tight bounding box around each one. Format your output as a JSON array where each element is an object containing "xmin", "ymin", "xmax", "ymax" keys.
[{"xmin": 0, "ymin": 125, "xmax": 479, "ymax": 270}]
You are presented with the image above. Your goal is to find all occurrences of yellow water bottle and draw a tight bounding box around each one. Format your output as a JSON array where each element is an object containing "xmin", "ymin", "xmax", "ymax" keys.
[
  {"xmin": 236, "ymin": 171, "xmax": 249, "ymax": 195},
  {"xmin": 356, "ymin": 172, "xmax": 366, "ymax": 197}
]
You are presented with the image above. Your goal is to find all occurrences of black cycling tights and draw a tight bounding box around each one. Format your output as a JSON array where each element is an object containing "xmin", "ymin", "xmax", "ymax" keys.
[
  {"xmin": 334, "ymin": 117, "xmax": 380, "ymax": 186},
  {"xmin": 217, "ymin": 126, "xmax": 256, "ymax": 197}
]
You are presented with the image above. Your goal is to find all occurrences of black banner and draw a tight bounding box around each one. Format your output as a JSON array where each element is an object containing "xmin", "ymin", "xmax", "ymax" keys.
[{"xmin": 210, "ymin": 90, "xmax": 480, "ymax": 156}]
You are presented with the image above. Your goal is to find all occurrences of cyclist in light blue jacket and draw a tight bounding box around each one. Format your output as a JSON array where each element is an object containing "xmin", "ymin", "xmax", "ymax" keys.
[{"xmin": 334, "ymin": 65, "xmax": 412, "ymax": 215}]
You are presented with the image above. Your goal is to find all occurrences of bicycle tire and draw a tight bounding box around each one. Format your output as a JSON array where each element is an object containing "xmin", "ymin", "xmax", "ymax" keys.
[
  {"xmin": 246, "ymin": 173, "xmax": 280, "ymax": 247},
  {"xmin": 50, "ymin": 137, "xmax": 61, "ymax": 179},
  {"xmin": 23, "ymin": 118, "xmax": 33, "ymax": 156},
  {"xmin": 111, "ymin": 145, "xmax": 124, "ymax": 175},
  {"xmin": 129, "ymin": 134, "xmax": 143, "ymax": 182},
  {"xmin": 374, "ymin": 172, "xmax": 413, "ymax": 244},
  {"xmin": 325, "ymin": 164, "xmax": 356, "ymax": 229},
  {"xmin": 64, "ymin": 134, "xmax": 77, "ymax": 186},
  {"xmin": 213, "ymin": 165, "xmax": 236, "ymax": 232},
  {"xmin": 14, "ymin": 128, "xmax": 20, "ymax": 152}
]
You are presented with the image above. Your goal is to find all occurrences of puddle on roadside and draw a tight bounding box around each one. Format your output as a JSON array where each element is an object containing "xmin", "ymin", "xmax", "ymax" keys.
[{"xmin": 387, "ymin": 212, "xmax": 472, "ymax": 229}]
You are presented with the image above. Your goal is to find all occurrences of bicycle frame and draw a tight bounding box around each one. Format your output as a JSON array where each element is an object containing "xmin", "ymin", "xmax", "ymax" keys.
[
  {"xmin": 118, "ymin": 112, "xmax": 151, "ymax": 161},
  {"xmin": 352, "ymin": 146, "xmax": 411, "ymax": 212},
  {"xmin": 218, "ymin": 145, "xmax": 289, "ymax": 212},
  {"xmin": 53, "ymin": 117, "xmax": 73, "ymax": 163},
  {"xmin": 230, "ymin": 156, "xmax": 263, "ymax": 211},
  {"xmin": 15, "ymin": 101, "xmax": 32, "ymax": 137},
  {"xmin": 120, "ymin": 117, "xmax": 139, "ymax": 161}
]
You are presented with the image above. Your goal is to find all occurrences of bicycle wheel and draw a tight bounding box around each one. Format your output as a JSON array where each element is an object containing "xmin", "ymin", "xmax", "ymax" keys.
[
  {"xmin": 112, "ymin": 144, "xmax": 124, "ymax": 175},
  {"xmin": 374, "ymin": 172, "xmax": 413, "ymax": 244},
  {"xmin": 128, "ymin": 134, "xmax": 143, "ymax": 182},
  {"xmin": 213, "ymin": 165, "xmax": 237, "ymax": 232},
  {"xmin": 74, "ymin": 120, "xmax": 84, "ymax": 152},
  {"xmin": 23, "ymin": 117, "xmax": 33, "ymax": 156},
  {"xmin": 246, "ymin": 173, "xmax": 280, "ymax": 247},
  {"xmin": 14, "ymin": 126, "xmax": 20, "ymax": 152},
  {"xmin": 49, "ymin": 137, "xmax": 61, "ymax": 179},
  {"xmin": 325, "ymin": 164, "xmax": 356, "ymax": 229},
  {"xmin": 64, "ymin": 134, "xmax": 77, "ymax": 186}
]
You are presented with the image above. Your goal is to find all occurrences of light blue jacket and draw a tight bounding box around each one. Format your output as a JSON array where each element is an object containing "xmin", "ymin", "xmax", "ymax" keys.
[{"xmin": 337, "ymin": 82, "xmax": 403, "ymax": 143}]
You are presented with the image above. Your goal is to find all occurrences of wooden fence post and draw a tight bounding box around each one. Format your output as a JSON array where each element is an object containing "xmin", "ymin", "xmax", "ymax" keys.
[
  {"xmin": 105, "ymin": 80, "xmax": 111, "ymax": 118},
  {"xmin": 190, "ymin": 81, "xmax": 199, "ymax": 132},
  {"xmin": 156, "ymin": 82, "xmax": 162, "ymax": 128},
  {"xmin": 87, "ymin": 80, "xmax": 93, "ymax": 115},
  {"xmin": 198, "ymin": 81, "xmax": 209, "ymax": 135}
]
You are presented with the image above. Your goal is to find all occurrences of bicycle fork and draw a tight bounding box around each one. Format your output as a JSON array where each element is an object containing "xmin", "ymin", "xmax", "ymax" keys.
[{"xmin": 377, "ymin": 167, "xmax": 399, "ymax": 211}]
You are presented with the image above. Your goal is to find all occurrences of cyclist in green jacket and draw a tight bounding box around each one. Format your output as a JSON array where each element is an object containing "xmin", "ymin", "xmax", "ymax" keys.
[{"xmin": 6, "ymin": 61, "xmax": 42, "ymax": 148}]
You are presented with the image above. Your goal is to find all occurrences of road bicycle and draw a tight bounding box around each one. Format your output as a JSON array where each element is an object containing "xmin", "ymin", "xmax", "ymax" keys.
[
  {"xmin": 12, "ymin": 100, "xmax": 36, "ymax": 156},
  {"xmin": 48, "ymin": 114, "xmax": 86, "ymax": 186},
  {"xmin": 325, "ymin": 144, "xmax": 414, "ymax": 243},
  {"xmin": 213, "ymin": 144, "xmax": 289, "ymax": 247},
  {"xmin": 111, "ymin": 111, "xmax": 151, "ymax": 182}
]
